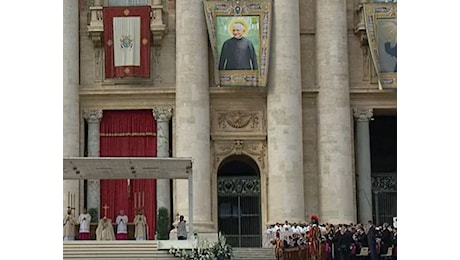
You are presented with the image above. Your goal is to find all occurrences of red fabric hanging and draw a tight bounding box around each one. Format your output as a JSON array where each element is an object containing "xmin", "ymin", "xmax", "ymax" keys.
[
  {"xmin": 100, "ymin": 110, "xmax": 157, "ymax": 239},
  {"xmin": 103, "ymin": 6, "xmax": 151, "ymax": 78}
]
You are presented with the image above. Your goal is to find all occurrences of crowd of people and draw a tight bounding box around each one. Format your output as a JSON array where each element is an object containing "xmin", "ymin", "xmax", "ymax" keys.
[{"xmin": 267, "ymin": 216, "xmax": 397, "ymax": 260}]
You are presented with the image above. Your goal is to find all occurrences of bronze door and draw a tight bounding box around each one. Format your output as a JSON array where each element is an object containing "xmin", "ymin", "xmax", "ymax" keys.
[{"xmin": 218, "ymin": 177, "xmax": 261, "ymax": 247}]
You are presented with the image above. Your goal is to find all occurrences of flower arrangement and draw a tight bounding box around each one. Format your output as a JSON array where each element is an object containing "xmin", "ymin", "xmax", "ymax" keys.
[
  {"xmin": 213, "ymin": 232, "xmax": 233, "ymax": 260},
  {"xmin": 169, "ymin": 232, "xmax": 233, "ymax": 260}
]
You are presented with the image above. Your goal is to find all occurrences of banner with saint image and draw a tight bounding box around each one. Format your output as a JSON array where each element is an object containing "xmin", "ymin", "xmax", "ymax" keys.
[
  {"xmin": 364, "ymin": 3, "xmax": 397, "ymax": 89},
  {"xmin": 204, "ymin": 0, "xmax": 273, "ymax": 87}
]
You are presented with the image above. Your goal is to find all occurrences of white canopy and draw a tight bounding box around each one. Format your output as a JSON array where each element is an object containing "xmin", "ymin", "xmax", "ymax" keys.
[
  {"xmin": 63, "ymin": 157, "xmax": 192, "ymax": 180},
  {"xmin": 63, "ymin": 157, "xmax": 194, "ymax": 236}
]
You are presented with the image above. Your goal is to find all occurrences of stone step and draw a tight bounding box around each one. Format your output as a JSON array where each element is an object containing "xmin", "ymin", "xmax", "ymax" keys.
[
  {"xmin": 232, "ymin": 248, "xmax": 276, "ymax": 260},
  {"xmin": 64, "ymin": 242, "xmax": 278, "ymax": 260},
  {"xmin": 63, "ymin": 241, "xmax": 178, "ymax": 260}
]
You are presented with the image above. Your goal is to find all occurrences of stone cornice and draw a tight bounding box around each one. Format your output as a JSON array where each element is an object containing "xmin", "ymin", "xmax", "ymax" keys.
[
  {"xmin": 209, "ymin": 86, "xmax": 267, "ymax": 98},
  {"xmin": 79, "ymin": 88, "xmax": 175, "ymax": 111},
  {"xmin": 350, "ymin": 90, "xmax": 396, "ymax": 109},
  {"xmin": 79, "ymin": 87, "xmax": 176, "ymax": 98}
]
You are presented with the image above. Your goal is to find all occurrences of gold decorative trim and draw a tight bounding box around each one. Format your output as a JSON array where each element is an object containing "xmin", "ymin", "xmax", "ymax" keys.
[
  {"xmin": 123, "ymin": 8, "xmax": 130, "ymax": 16},
  {"xmin": 124, "ymin": 68, "xmax": 130, "ymax": 74},
  {"xmin": 142, "ymin": 38, "xmax": 148, "ymax": 45},
  {"xmin": 363, "ymin": 3, "xmax": 397, "ymax": 89},
  {"xmin": 203, "ymin": 0, "xmax": 273, "ymax": 87},
  {"xmin": 107, "ymin": 39, "xmax": 113, "ymax": 46},
  {"xmin": 100, "ymin": 132, "xmax": 157, "ymax": 137}
]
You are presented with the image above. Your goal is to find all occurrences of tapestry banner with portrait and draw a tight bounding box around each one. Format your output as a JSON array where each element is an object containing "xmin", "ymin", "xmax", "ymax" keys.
[
  {"xmin": 204, "ymin": 0, "xmax": 273, "ymax": 87},
  {"xmin": 364, "ymin": 3, "xmax": 397, "ymax": 89},
  {"xmin": 103, "ymin": 6, "xmax": 151, "ymax": 79}
]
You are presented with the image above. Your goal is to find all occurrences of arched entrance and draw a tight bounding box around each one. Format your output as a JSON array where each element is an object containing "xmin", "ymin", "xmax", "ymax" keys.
[{"xmin": 217, "ymin": 155, "xmax": 261, "ymax": 247}]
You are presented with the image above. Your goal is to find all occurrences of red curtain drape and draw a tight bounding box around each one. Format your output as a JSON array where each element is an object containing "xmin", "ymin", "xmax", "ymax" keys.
[
  {"xmin": 100, "ymin": 110, "xmax": 157, "ymax": 239},
  {"xmin": 103, "ymin": 6, "xmax": 151, "ymax": 78}
]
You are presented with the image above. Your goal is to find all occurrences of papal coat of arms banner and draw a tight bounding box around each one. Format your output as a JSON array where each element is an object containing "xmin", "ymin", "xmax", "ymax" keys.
[
  {"xmin": 113, "ymin": 17, "xmax": 141, "ymax": 67},
  {"xmin": 103, "ymin": 6, "xmax": 151, "ymax": 78},
  {"xmin": 204, "ymin": 0, "xmax": 273, "ymax": 87},
  {"xmin": 364, "ymin": 3, "xmax": 397, "ymax": 89}
]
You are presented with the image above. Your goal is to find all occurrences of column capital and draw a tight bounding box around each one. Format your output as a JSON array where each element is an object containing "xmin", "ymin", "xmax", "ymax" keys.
[
  {"xmin": 152, "ymin": 107, "xmax": 173, "ymax": 122},
  {"xmin": 353, "ymin": 108, "xmax": 373, "ymax": 122},
  {"xmin": 83, "ymin": 110, "xmax": 103, "ymax": 123}
]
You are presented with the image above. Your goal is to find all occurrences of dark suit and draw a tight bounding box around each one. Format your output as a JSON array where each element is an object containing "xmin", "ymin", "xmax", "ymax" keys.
[
  {"xmin": 367, "ymin": 225, "xmax": 378, "ymax": 260},
  {"xmin": 381, "ymin": 228, "xmax": 392, "ymax": 256},
  {"xmin": 338, "ymin": 230, "xmax": 354, "ymax": 260},
  {"xmin": 218, "ymin": 37, "xmax": 258, "ymax": 70}
]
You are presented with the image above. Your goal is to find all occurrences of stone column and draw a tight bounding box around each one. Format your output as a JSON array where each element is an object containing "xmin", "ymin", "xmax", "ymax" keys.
[
  {"xmin": 267, "ymin": 0, "xmax": 305, "ymax": 224},
  {"xmin": 83, "ymin": 110, "xmax": 103, "ymax": 214},
  {"xmin": 152, "ymin": 107, "xmax": 173, "ymax": 218},
  {"xmin": 316, "ymin": 0, "xmax": 356, "ymax": 224},
  {"xmin": 353, "ymin": 108, "xmax": 374, "ymax": 223},
  {"xmin": 175, "ymin": 0, "xmax": 212, "ymax": 231},
  {"xmin": 63, "ymin": 0, "xmax": 80, "ymax": 215}
]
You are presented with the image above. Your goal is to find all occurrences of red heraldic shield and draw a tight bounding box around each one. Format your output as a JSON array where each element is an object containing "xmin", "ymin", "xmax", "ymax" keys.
[{"xmin": 103, "ymin": 6, "xmax": 150, "ymax": 78}]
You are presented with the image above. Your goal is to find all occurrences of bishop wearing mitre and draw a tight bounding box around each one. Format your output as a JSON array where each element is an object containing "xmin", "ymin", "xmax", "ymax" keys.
[{"xmin": 96, "ymin": 216, "xmax": 116, "ymax": 240}]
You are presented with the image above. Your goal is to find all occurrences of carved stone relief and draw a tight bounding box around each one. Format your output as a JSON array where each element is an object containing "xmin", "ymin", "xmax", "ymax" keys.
[
  {"xmin": 212, "ymin": 110, "xmax": 266, "ymax": 137},
  {"xmin": 212, "ymin": 140, "xmax": 266, "ymax": 171},
  {"xmin": 372, "ymin": 174, "xmax": 396, "ymax": 192}
]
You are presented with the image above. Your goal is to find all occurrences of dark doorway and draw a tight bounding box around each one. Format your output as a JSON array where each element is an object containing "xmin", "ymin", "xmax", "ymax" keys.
[
  {"xmin": 370, "ymin": 115, "xmax": 397, "ymax": 225},
  {"xmin": 217, "ymin": 155, "xmax": 261, "ymax": 247}
]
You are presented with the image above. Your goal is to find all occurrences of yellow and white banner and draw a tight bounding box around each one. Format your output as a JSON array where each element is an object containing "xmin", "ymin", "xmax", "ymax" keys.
[
  {"xmin": 113, "ymin": 17, "xmax": 141, "ymax": 67},
  {"xmin": 364, "ymin": 3, "xmax": 397, "ymax": 89}
]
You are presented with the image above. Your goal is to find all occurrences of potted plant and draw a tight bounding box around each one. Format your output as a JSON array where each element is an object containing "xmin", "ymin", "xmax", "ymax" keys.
[
  {"xmin": 157, "ymin": 207, "xmax": 170, "ymax": 240},
  {"xmin": 88, "ymin": 208, "xmax": 98, "ymax": 223}
]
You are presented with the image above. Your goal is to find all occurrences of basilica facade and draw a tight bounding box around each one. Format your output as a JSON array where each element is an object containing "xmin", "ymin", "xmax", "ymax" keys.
[{"xmin": 63, "ymin": 0, "xmax": 396, "ymax": 247}]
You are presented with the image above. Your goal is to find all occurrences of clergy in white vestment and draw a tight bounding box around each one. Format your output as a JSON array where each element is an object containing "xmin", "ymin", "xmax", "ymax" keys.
[
  {"xmin": 116, "ymin": 209, "xmax": 129, "ymax": 240},
  {"xmin": 283, "ymin": 220, "xmax": 291, "ymax": 231},
  {"xmin": 63, "ymin": 209, "xmax": 77, "ymax": 241},
  {"xmin": 78, "ymin": 208, "xmax": 92, "ymax": 240},
  {"xmin": 96, "ymin": 217, "xmax": 116, "ymax": 240},
  {"xmin": 134, "ymin": 208, "xmax": 148, "ymax": 240}
]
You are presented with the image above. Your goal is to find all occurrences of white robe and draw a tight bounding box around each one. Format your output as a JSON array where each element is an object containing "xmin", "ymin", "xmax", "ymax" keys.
[
  {"xmin": 79, "ymin": 213, "xmax": 91, "ymax": 232},
  {"xmin": 63, "ymin": 214, "xmax": 77, "ymax": 240},
  {"xmin": 134, "ymin": 214, "xmax": 148, "ymax": 240},
  {"xmin": 116, "ymin": 215, "xmax": 129, "ymax": 234},
  {"xmin": 96, "ymin": 218, "xmax": 116, "ymax": 240}
]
